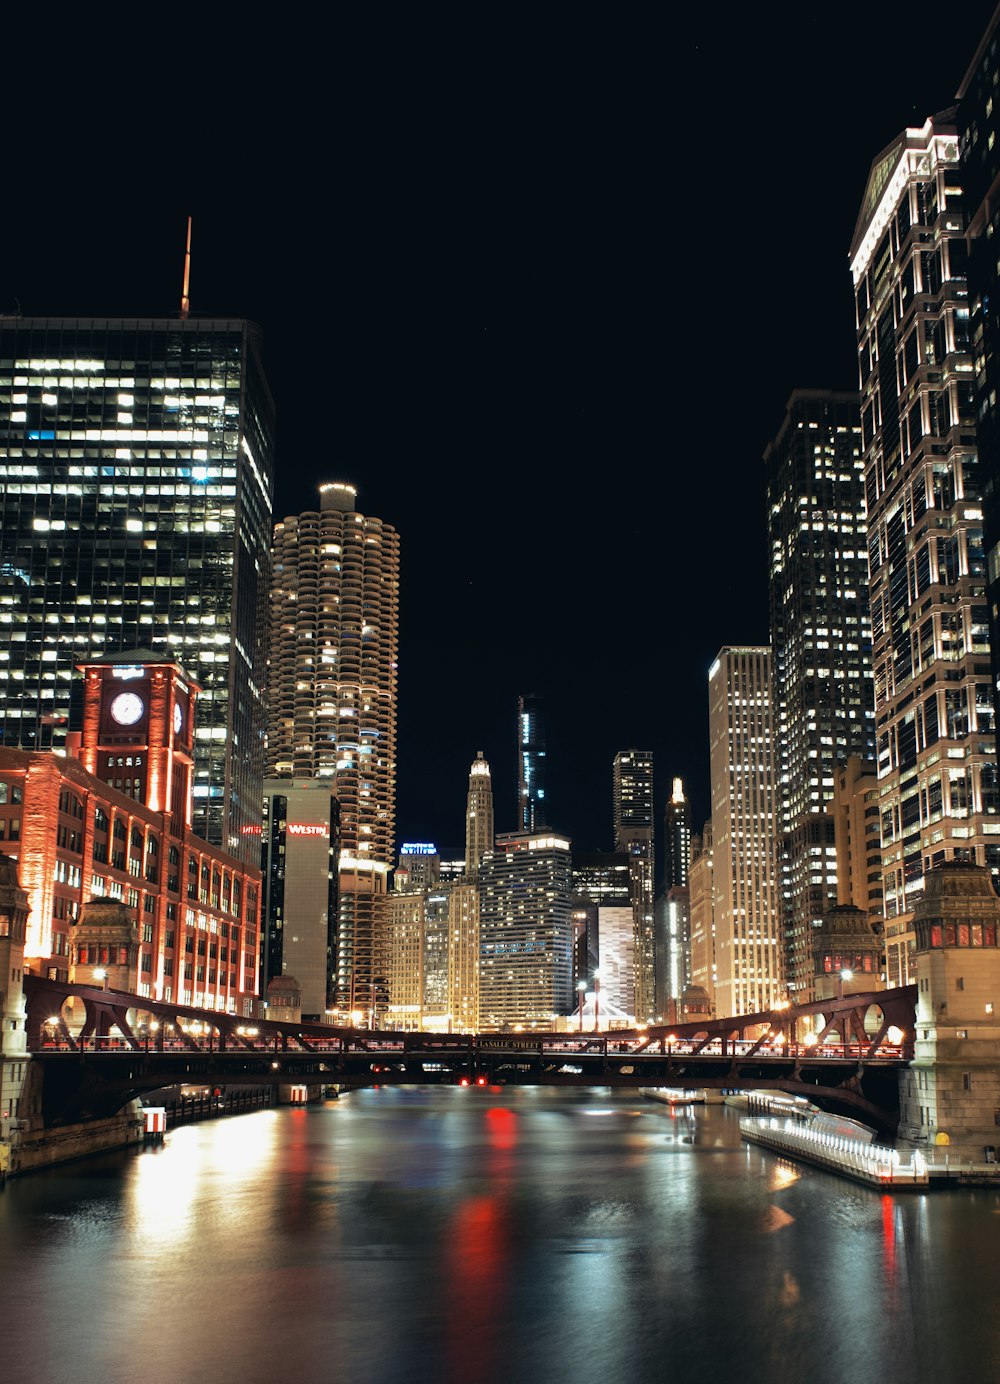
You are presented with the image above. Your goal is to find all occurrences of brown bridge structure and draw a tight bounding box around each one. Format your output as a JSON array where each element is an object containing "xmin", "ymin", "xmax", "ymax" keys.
[{"xmin": 23, "ymin": 976, "xmax": 918, "ymax": 1138}]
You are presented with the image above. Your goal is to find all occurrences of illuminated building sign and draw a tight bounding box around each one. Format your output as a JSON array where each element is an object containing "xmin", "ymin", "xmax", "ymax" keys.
[
  {"xmin": 287, "ymin": 823, "xmax": 328, "ymax": 836},
  {"xmin": 401, "ymin": 842, "xmax": 437, "ymax": 855},
  {"xmin": 113, "ymin": 666, "xmax": 146, "ymax": 681}
]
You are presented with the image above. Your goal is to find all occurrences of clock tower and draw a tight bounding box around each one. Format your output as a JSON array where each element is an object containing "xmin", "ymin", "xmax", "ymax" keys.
[{"xmin": 76, "ymin": 652, "xmax": 200, "ymax": 835}]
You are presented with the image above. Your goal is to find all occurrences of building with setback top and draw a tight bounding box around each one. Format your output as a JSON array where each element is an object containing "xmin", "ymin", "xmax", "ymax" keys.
[{"xmin": 850, "ymin": 111, "xmax": 1000, "ymax": 981}]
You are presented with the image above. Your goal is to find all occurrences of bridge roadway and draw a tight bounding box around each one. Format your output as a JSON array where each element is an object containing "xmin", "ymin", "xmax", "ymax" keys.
[{"xmin": 23, "ymin": 977, "xmax": 917, "ymax": 1135}]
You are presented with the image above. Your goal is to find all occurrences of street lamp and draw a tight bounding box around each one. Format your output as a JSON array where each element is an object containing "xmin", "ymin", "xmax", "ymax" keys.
[
  {"xmin": 593, "ymin": 969, "xmax": 601, "ymax": 1032},
  {"xmin": 93, "ymin": 967, "xmax": 109, "ymax": 991},
  {"xmin": 577, "ymin": 981, "xmax": 587, "ymax": 1032},
  {"xmin": 838, "ymin": 968, "xmax": 853, "ymax": 1000}
]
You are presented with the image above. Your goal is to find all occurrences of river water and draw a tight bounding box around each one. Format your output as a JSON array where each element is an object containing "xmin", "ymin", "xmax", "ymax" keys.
[{"xmin": 1, "ymin": 1087, "xmax": 998, "ymax": 1384}]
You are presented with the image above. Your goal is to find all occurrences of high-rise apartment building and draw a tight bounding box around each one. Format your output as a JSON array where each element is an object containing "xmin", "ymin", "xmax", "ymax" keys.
[
  {"xmin": 465, "ymin": 751, "xmax": 494, "ymax": 876},
  {"xmin": 0, "ymin": 316, "xmax": 275, "ymax": 863},
  {"xmin": 267, "ymin": 482, "xmax": 400, "ymax": 1011},
  {"xmin": 478, "ymin": 830, "xmax": 574, "ymax": 1029},
  {"xmin": 765, "ymin": 389, "xmax": 875, "ymax": 1001},
  {"xmin": 708, "ymin": 648, "xmax": 782, "ymax": 1016},
  {"xmin": 850, "ymin": 113, "xmax": 1000, "ymax": 972},
  {"xmin": 516, "ymin": 693, "xmax": 547, "ymax": 831},
  {"xmin": 612, "ymin": 749, "xmax": 655, "ymax": 1021}
]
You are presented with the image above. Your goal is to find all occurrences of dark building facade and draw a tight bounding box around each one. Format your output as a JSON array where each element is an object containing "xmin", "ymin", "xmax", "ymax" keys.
[
  {"xmin": 0, "ymin": 317, "xmax": 275, "ymax": 863},
  {"xmin": 959, "ymin": 13, "xmax": 1000, "ymax": 759}
]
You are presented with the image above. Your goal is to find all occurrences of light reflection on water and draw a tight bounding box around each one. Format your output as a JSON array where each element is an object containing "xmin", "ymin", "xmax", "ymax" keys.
[{"xmin": 1, "ymin": 1088, "xmax": 999, "ymax": 1384}]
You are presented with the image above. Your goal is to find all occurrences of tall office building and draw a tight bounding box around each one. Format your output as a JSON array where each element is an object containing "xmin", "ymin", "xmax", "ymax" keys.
[
  {"xmin": 708, "ymin": 649, "xmax": 782, "ymax": 1016},
  {"xmin": 663, "ymin": 776, "xmax": 691, "ymax": 889},
  {"xmin": 958, "ymin": 13, "xmax": 1000, "ymax": 753},
  {"xmin": 267, "ymin": 482, "xmax": 400, "ymax": 1011},
  {"xmin": 516, "ymin": 693, "xmax": 547, "ymax": 831},
  {"xmin": 465, "ymin": 751, "xmax": 494, "ymax": 876},
  {"xmin": 612, "ymin": 749, "xmax": 655, "ymax": 1021},
  {"xmin": 850, "ymin": 113, "xmax": 1000, "ymax": 979},
  {"xmin": 765, "ymin": 390, "xmax": 875, "ymax": 1001},
  {"xmin": 0, "ymin": 316, "xmax": 275, "ymax": 863},
  {"xmin": 478, "ymin": 829, "xmax": 574, "ymax": 1029}
]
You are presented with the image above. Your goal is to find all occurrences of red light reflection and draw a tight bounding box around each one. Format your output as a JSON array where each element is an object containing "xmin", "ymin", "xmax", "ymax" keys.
[
  {"xmin": 445, "ymin": 1195, "xmax": 509, "ymax": 1381},
  {"xmin": 880, "ymin": 1194, "xmax": 896, "ymax": 1275}
]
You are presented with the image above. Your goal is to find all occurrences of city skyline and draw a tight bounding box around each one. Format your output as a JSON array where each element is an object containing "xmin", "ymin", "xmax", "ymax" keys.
[{"xmin": 4, "ymin": 6, "xmax": 995, "ymax": 853}]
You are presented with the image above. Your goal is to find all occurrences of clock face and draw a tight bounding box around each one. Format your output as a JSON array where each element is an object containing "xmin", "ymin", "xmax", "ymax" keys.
[
  {"xmin": 110, "ymin": 692, "xmax": 144, "ymax": 727},
  {"xmin": 174, "ymin": 703, "xmax": 183, "ymax": 735}
]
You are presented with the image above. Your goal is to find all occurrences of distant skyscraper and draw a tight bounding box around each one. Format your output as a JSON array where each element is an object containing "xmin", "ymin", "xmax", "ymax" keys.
[
  {"xmin": 850, "ymin": 113, "xmax": 1000, "ymax": 975},
  {"xmin": 663, "ymin": 776, "xmax": 691, "ymax": 889},
  {"xmin": 517, "ymin": 693, "xmax": 547, "ymax": 831},
  {"xmin": 612, "ymin": 749, "xmax": 655, "ymax": 1021},
  {"xmin": 765, "ymin": 389, "xmax": 875, "ymax": 1001},
  {"xmin": 267, "ymin": 482, "xmax": 400, "ymax": 1011},
  {"xmin": 708, "ymin": 649, "xmax": 782, "ymax": 1015},
  {"xmin": 688, "ymin": 824, "xmax": 716, "ymax": 1013},
  {"xmin": 0, "ymin": 316, "xmax": 275, "ymax": 862},
  {"xmin": 465, "ymin": 751, "xmax": 494, "ymax": 877},
  {"xmin": 478, "ymin": 829, "xmax": 574, "ymax": 1029}
]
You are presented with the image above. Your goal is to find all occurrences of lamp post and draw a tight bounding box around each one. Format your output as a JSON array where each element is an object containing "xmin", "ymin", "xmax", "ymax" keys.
[
  {"xmin": 594, "ymin": 969, "xmax": 601, "ymax": 1032},
  {"xmin": 577, "ymin": 981, "xmax": 587, "ymax": 1033},
  {"xmin": 838, "ymin": 967, "xmax": 853, "ymax": 1000},
  {"xmin": 93, "ymin": 967, "xmax": 109, "ymax": 991}
]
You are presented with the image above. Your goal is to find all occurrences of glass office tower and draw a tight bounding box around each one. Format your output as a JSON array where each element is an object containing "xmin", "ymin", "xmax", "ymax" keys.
[{"xmin": 0, "ymin": 317, "xmax": 275, "ymax": 862}]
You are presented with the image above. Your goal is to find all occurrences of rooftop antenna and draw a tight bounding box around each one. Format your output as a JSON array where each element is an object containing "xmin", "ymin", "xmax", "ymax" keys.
[{"xmin": 179, "ymin": 216, "xmax": 192, "ymax": 319}]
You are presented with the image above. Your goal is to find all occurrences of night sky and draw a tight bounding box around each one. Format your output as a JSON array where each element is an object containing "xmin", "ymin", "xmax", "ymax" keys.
[{"xmin": 4, "ymin": 5, "xmax": 997, "ymax": 860}]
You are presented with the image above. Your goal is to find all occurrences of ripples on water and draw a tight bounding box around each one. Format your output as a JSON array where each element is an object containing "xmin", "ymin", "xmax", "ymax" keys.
[{"xmin": 2, "ymin": 1087, "xmax": 999, "ymax": 1384}]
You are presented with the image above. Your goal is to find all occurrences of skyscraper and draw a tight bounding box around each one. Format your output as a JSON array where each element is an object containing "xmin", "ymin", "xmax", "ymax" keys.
[
  {"xmin": 850, "ymin": 113, "xmax": 1000, "ymax": 980},
  {"xmin": 0, "ymin": 316, "xmax": 275, "ymax": 862},
  {"xmin": 765, "ymin": 389, "xmax": 875, "ymax": 1001},
  {"xmin": 612, "ymin": 749, "xmax": 655, "ymax": 1021},
  {"xmin": 958, "ymin": 13, "xmax": 1000, "ymax": 757},
  {"xmin": 708, "ymin": 648, "xmax": 782, "ymax": 1016},
  {"xmin": 517, "ymin": 693, "xmax": 547, "ymax": 831},
  {"xmin": 465, "ymin": 751, "xmax": 494, "ymax": 876},
  {"xmin": 478, "ymin": 829, "xmax": 574, "ymax": 1029},
  {"xmin": 663, "ymin": 776, "xmax": 691, "ymax": 890},
  {"xmin": 267, "ymin": 482, "xmax": 400, "ymax": 1010},
  {"xmin": 260, "ymin": 778, "xmax": 340, "ymax": 1020}
]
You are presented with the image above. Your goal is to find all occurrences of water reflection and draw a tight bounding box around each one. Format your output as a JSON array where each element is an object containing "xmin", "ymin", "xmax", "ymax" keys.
[{"xmin": 1, "ymin": 1089, "xmax": 999, "ymax": 1384}]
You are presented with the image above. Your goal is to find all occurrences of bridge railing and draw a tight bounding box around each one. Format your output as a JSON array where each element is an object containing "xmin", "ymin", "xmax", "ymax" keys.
[{"xmin": 31, "ymin": 1030, "xmax": 907, "ymax": 1062}]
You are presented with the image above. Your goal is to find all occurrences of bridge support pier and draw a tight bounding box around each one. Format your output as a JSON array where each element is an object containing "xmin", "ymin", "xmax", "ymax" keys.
[
  {"xmin": 277, "ymin": 1082, "xmax": 325, "ymax": 1106},
  {"xmin": 896, "ymin": 865, "xmax": 1000, "ymax": 1162}
]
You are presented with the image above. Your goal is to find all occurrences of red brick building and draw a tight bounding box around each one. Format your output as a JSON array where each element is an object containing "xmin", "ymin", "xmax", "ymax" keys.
[{"xmin": 0, "ymin": 653, "xmax": 261, "ymax": 1016}]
